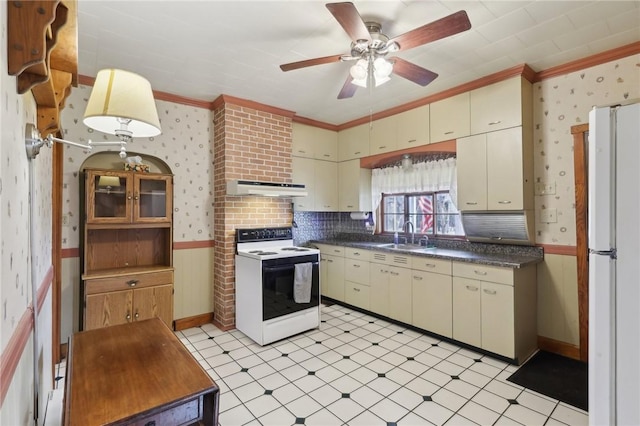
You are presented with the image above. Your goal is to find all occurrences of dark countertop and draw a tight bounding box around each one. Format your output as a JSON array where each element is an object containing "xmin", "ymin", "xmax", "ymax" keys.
[{"xmin": 310, "ymin": 239, "xmax": 543, "ymax": 269}]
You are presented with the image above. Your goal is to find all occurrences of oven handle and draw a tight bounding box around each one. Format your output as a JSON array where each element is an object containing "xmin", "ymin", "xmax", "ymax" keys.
[{"xmin": 262, "ymin": 262, "xmax": 318, "ymax": 274}]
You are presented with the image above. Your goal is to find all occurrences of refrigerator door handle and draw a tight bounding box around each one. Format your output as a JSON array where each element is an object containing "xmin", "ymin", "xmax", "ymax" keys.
[{"xmin": 589, "ymin": 248, "xmax": 617, "ymax": 259}]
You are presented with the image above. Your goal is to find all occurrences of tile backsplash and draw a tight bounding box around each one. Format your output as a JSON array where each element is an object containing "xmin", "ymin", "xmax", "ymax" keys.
[{"xmin": 293, "ymin": 211, "xmax": 372, "ymax": 246}]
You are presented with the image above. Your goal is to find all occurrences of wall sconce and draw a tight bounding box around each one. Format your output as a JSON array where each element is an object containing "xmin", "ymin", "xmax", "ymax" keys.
[{"xmin": 25, "ymin": 69, "xmax": 161, "ymax": 160}]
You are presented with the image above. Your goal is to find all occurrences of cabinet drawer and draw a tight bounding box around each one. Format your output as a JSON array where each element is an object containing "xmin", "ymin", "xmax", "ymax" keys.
[
  {"xmin": 411, "ymin": 256, "xmax": 451, "ymax": 275},
  {"xmin": 345, "ymin": 281, "xmax": 370, "ymax": 310},
  {"xmin": 345, "ymin": 247, "xmax": 370, "ymax": 261},
  {"xmin": 452, "ymin": 262, "xmax": 513, "ymax": 285},
  {"xmin": 317, "ymin": 245, "xmax": 344, "ymax": 256},
  {"xmin": 344, "ymin": 259, "xmax": 370, "ymax": 285},
  {"xmin": 130, "ymin": 396, "xmax": 202, "ymax": 426},
  {"xmin": 85, "ymin": 270, "xmax": 174, "ymax": 294}
]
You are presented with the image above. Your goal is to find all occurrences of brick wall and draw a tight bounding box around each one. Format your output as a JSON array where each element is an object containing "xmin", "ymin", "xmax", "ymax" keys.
[{"xmin": 212, "ymin": 101, "xmax": 294, "ymax": 329}]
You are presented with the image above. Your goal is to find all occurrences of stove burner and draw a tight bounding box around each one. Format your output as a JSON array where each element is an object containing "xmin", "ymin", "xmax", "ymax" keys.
[
  {"xmin": 281, "ymin": 247, "xmax": 309, "ymax": 252},
  {"xmin": 248, "ymin": 251, "xmax": 278, "ymax": 256}
]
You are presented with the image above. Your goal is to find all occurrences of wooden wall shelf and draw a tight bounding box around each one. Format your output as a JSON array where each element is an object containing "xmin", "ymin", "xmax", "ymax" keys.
[{"xmin": 7, "ymin": 0, "xmax": 77, "ymax": 136}]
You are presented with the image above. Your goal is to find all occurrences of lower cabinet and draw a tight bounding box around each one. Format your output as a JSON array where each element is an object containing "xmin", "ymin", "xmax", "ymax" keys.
[
  {"xmin": 481, "ymin": 281, "xmax": 515, "ymax": 356},
  {"xmin": 369, "ymin": 263, "xmax": 390, "ymax": 317},
  {"xmin": 318, "ymin": 245, "xmax": 345, "ymax": 302},
  {"xmin": 344, "ymin": 251, "xmax": 370, "ymax": 310},
  {"xmin": 388, "ymin": 266, "xmax": 412, "ymax": 324},
  {"xmin": 83, "ymin": 269, "xmax": 174, "ymax": 331},
  {"xmin": 452, "ymin": 277, "xmax": 482, "ymax": 347},
  {"xmin": 345, "ymin": 282, "xmax": 370, "ymax": 310},
  {"xmin": 412, "ymin": 270, "xmax": 453, "ymax": 338}
]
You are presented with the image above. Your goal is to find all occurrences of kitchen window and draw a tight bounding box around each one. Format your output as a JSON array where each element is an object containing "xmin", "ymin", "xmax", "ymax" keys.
[{"xmin": 382, "ymin": 191, "xmax": 464, "ymax": 237}]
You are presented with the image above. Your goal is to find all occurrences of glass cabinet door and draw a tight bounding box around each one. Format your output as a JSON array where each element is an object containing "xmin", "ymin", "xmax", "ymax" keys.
[
  {"xmin": 134, "ymin": 174, "xmax": 173, "ymax": 222},
  {"xmin": 87, "ymin": 171, "xmax": 132, "ymax": 223}
]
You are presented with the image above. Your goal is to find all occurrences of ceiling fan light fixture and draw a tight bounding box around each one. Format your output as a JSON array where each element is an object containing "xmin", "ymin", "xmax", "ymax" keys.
[
  {"xmin": 349, "ymin": 59, "xmax": 368, "ymax": 80},
  {"xmin": 374, "ymin": 57, "xmax": 393, "ymax": 77}
]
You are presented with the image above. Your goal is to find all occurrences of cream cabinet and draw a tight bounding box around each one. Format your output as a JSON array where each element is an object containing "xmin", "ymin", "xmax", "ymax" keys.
[
  {"xmin": 470, "ymin": 76, "xmax": 532, "ymax": 135},
  {"xmin": 430, "ymin": 92, "xmax": 470, "ymax": 143},
  {"xmin": 292, "ymin": 122, "xmax": 338, "ymax": 161},
  {"xmin": 292, "ymin": 158, "xmax": 338, "ymax": 211},
  {"xmin": 452, "ymin": 261, "xmax": 537, "ymax": 362},
  {"xmin": 317, "ymin": 245, "xmax": 345, "ymax": 302},
  {"xmin": 397, "ymin": 104, "xmax": 430, "ymax": 149},
  {"xmin": 411, "ymin": 257, "xmax": 452, "ymax": 338},
  {"xmin": 344, "ymin": 248, "xmax": 371, "ymax": 310},
  {"xmin": 369, "ymin": 251, "xmax": 411, "ymax": 321},
  {"xmin": 338, "ymin": 160, "xmax": 372, "ymax": 212},
  {"xmin": 338, "ymin": 123, "xmax": 369, "ymax": 161},
  {"xmin": 369, "ymin": 115, "xmax": 397, "ymax": 155},
  {"xmin": 457, "ymin": 126, "xmax": 533, "ymax": 211},
  {"xmin": 369, "ymin": 262, "xmax": 390, "ymax": 317}
]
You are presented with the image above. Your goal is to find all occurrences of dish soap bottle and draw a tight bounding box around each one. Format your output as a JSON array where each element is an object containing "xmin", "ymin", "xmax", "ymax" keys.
[{"xmin": 393, "ymin": 232, "xmax": 399, "ymax": 245}]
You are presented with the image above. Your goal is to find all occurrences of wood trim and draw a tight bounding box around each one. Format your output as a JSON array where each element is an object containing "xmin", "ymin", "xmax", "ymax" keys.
[
  {"xmin": 534, "ymin": 41, "xmax": 640, "ymax": 82},
  {"xmin": 174, "ymin": 312, "xmax": 215, "ymax": 331},
  {"xmin": 0, "ymin": 308, "xmax": 35, "ymax": 406},
  {"xmin": 53, "ymin": 138, "xmax": 63, "ymax": 365},
  {"xmin": 61, "ymin": 248, "xmax": 80, "ymax": 258},
  {"xmin": 211, "ymin": 94, "xmax": 296, "ymax": 118},
  {"xmin": 537, "ymin": 336, "xmax": 581, "ymax": 361},
  {"xmin": 359, "ymin": 140, "xmax": 457, "ymax": 169},
  {"xmin": 337, "ymin": 64, "xmax": 534, "ymax": 130},
  {"xmin": 572, "ymin": 124, "xmax": 589, "ymax": 362},
  {"xmin": 536, "ymin": 244, "xmax": 577, "ymax": 256},
  {"xmin": 292, "ymin": 116, "xmax": 339, "ymax": 132},
  {"xmin": 173, "ymin": 240, "xmax": 215, "ymax": 250},
  {"xmin": 36, "ymin": 266, "xmax": 55, "ymax": 314}
]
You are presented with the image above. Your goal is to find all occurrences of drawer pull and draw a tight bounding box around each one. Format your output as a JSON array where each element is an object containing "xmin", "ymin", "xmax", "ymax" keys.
[
  {"xmin": 353, "ymin": 252, "xmax": 360, "ymax": 256},
  {"xmin": 126, "ymin": 313, "xmax": 131, "ymax": 321},
  {"xmin": 466, "ymin": 285, "xmax": 479, "ymax": 292},
  {"xmin": 444, "ymin": 131, "xmax": 454, "ymax": 135},
  {"xmin": 323, "ymin": 154, "xmax": 330, "ymax": 157},
  {"xmin": 327, "ymin": 259, "xmax": 333, "ymax": 263},
  {"xmin": 413, "ymin": 276, "xmax": 423, "ymax": 280},
  {"xmin": 379, "ymin": 145, "xmax": 387, "ymax": 149},
  {"xmin": 127, "ymin": 279, "xmax": 139, "ymax": 287},
  {"xmin": 334, "ymin": 249, "xmax": 341, "ymax": 253},
  {"xmin": 298, "ymin": 150, "xmax": 306, "ymax": 154},
  {"xmin": 498, "ymin": 200, "xmax": 512, "ymax": 204},
  {"xmin": 488, "ymin": 120, "xmax": 502, "ymax": 125},
  {"xmin": 473, "ymin": 270, "xmax": 487, "ymax": 276},
  {"xmin": 408, "ymin": 139, "xmax": 416, "ymax": 143},
  {"xmin": 134, "ymin": 312, "xmax": 140, "ymax": 319},
  {"xmin": 483, "ymin": 289, "xmax": 497, "ymax": 295},
  {"xmin": 466, "ymin": 202, "xmax": 478, "ymax": 205},
  {"xmin": 354, "ymin": 151, "xmax": 361, "ymax": 155},
  {"xmin": 347, "ymin": 205, "xmax": 354, "ymax": 208},
  {"xmin": 390, "ymin": 271, "xmax": 399, "ymax": 276},
  {"xmin": 353, "ymin": 264, "xmax": 361, "ymax": 268},
  {"xmin": 424, "ymin": 263, "xmax": 436, "ymax": 268},
  {"xmin": 353, "ymin": 287, "xmax": 360, "ymax": 292}
]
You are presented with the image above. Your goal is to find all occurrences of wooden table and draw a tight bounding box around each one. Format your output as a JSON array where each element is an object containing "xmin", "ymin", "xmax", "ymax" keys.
[{"xmin": 64, "ymin": 318, "xmax": 219, "ymax": 425}]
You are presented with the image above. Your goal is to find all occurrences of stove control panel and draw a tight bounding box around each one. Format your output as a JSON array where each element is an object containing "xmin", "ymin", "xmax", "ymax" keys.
[{"xmin": 236, "ymin": 227, "xmax": 293, "ymax": 243}]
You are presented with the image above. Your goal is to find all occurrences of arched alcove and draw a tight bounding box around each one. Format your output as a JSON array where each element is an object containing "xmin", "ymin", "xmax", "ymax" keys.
[{"xmin": 79, "ymin": 150, "xmax": 172, "ymax": 174}]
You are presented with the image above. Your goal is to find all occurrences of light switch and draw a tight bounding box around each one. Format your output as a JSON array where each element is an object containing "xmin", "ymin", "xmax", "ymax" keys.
[
  {"xmin": 535, "ymin": 182, "xmax": 556, "ymax": 195},
  {"xmin": 540, "ymin": 208, "xmax": 557, "ymax": 223}
]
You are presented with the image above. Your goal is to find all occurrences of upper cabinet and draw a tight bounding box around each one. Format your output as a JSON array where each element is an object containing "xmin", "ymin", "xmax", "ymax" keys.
[
  {"xmin": 85, "ymin": 170, "xmax": 173, "ymax": 224},
  {"xmin": 396, "ymin": 104, "xmax": 430, "ymax": 150},
  {"xmin": 338, "ymin": 123, "xmax": 370, "ymax": 161},
  {"xmin": 430, "ymin": 92, "xmax": 470, "ymax": 143},
  {"xmin": 470, "ymin": 76, "xmax": 533, "ymax": 134},
  {"xmin": 338, "ymin": 160, "xmax": 372, "ymax": 212},
  {"xmin": 292, "ymin": 123, "xmax": 338, "ymax": 161},
  {"xmin": 369, "ymin": 115, "xmax": 398, "ymax": 155}
]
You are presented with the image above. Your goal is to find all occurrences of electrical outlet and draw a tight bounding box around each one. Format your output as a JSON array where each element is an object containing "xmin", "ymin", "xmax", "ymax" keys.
[
  {"xmin": 540, "ymin": 208, "xmax": 557, "ymax": 223},
  {"xmin": 535, "ymin": 182, "xmax": 556, "ymax": 195}
]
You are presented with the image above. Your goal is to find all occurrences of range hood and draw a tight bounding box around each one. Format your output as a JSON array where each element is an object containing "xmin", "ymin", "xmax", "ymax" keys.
[
  {"xmin": 226, "ymin": 180, "xmax": 308, "ymax": 197},
  {"xmin": 461, "ymin": 210, "xmax": 535, "ymax": 246}
]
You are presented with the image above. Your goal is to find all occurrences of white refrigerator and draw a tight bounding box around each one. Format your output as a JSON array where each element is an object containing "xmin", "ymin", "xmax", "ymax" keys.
[{"xmin": 588, "ymin": 102, "xmax": 640, "ymax": 426}]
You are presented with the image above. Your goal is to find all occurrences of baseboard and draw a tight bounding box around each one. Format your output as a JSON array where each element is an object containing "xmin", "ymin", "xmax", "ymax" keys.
[
  {"xmin": 174, "ymin": 312, "xmax": 215, "ymax": 331},
  {"xmin": 537, "ymin": 336, "xmax": 581, "ymax": 361}
]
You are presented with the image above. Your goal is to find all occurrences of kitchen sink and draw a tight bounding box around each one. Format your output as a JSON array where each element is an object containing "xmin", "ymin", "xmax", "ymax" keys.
[{"xmin": 375, "ymin": 243, "xmax": 426, "ymax": 250}]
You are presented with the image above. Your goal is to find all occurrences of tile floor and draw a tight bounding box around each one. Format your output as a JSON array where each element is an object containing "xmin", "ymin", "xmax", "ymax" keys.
[{"xmin": 178, "ymin": 304, "xmax": 589, "ymax": 426}]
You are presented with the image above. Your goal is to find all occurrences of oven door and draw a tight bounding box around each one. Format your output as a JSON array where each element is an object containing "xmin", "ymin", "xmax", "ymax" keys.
[{"xmin": 262, "ymin": 254, "xmax": 319, "ymax": 321}]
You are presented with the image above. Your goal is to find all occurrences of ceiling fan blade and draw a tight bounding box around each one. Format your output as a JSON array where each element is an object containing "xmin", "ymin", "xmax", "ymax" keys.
[
  {"xmin": 326, "ymin": 2, "xmax": 372, "ymax": 43},
  {"xmin": 391, "ymin": 57, "xmax": 438, "ymax": 86},
  {"xmin": 280, "ymin": 54, "xmax": 343, "ymax": 72},
  {"xmin": 388, "ymin": 10, "xmax": 471, "ymax": 52},
  {"xmin": 337, "ymin": 75, "xmax": 357, "ymax": 99}
]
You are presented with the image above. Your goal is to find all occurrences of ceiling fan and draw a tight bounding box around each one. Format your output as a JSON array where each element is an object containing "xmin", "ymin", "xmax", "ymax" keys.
[{"xmin": 280, "ymin": 2, "xmax": 472, "ymax": 99}]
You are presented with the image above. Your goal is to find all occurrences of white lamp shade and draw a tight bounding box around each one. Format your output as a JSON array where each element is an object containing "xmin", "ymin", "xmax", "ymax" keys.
[
  {"xmin": 83, "ymin": 69, "xmax": 162, "ymax": 137},
  {"xmin": 98, "ymin": 175, "xmax": 121, "ymax": 187}
]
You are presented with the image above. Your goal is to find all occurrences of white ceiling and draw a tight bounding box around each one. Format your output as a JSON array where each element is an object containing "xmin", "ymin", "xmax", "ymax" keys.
[{"xmin": 77, "ymin": 1, "xmax": 640, "ymax": 125}]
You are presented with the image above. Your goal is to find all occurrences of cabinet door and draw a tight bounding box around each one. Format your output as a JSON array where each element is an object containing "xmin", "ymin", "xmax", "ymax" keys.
[
  {"xmin": 470, "ymin": 77, "xmax": 523, "ymax": 134},
  {"xmin": 344, "ymin": 258, "xmax": 369, "ymax": 285},
  {"xmin": 314, "ymin": 160, "xmax": 338, "ymax": 211},
  {"xmin": 324, "ymin": 255, "xmax": 345, "ymax": 301},
  {"xmin": 84, "ymin": 289, "xmax": 133, "ymax": 330},
  {"xmin": 338, "ymin": 124, "xmax": 369, "ymax": 161},
  {"xmin": 397, "ymin": 104, "xmax": 430, "ymax": 149},
  {"xmin": 430, "ymin": 93, "xmax": 470, "ymax": 143},
  {"xmin": 412, "ymin": 271, "xmax": 452, "ymax": 338},
  {"xmin": 456, "ymin": 134, "xmax": 487, "ymax": 210},
  {"xmin": 292, "ymin": 157, "xmax": 315, "ymax": 211},
  {"xmin": 86, "ymin": 170, "xmax": 133, "ymax": 224},
  {"xmin": 292, "ymin": 122, "xmax": 316, "ymax": 158},
  {"xmin": 313, "ymin": 127, "xmax": 338, "ymax": 161},
  {"xmin": 481, "ymin": 282, "xmax": 515, "ymax": 357},
  {"xmin": 338, "ymin": 160, "xmax": 372, "ymax": 212},
  {"xmin": 369, "ymin": 115, "xmax": 397, "ymax": 155},
  {"xmin": 487, "ymin": 127, "xmax": 524, "ymax": 210},
  {"xmin": 134, "ymin": 174, "xmax": 173, "ymax": 223},
  {"xmin": 369, "ymin": 264, "xmax": 389, "ymax": 317},
  {"xmin": 345, "ymin": 282, "xmax": 370, "ymax": 310},
  {"xmin": 452, "ymin": 277, "xmax": 481, "ymax": 347},
  {"xmin": 133, "ymin": 284, "xmax": 174, "ymax": 328},
  {"xmin": 388, "ymin": 266, "xmax": 412, "ymax": 323}
]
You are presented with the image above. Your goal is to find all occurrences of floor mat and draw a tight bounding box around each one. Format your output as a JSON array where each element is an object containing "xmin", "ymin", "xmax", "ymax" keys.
[{"xmin": 507, "ymin": 350, "xmax": 588, "ymax": 411}]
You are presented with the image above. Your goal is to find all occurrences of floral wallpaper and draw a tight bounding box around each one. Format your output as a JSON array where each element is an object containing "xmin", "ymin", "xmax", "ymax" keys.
[
  {"xmin": 533, "ymin": 54, "xmax": 640, "ymax": 246},
  {"xmin": 59, "ymin": 85, "xmax": 214, "ymax": 248}
]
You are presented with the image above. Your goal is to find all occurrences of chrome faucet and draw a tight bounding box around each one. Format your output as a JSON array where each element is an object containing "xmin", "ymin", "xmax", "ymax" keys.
[{"xmin": 403, "ymin": 220, "xmax": 415, "ymax": 245}]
